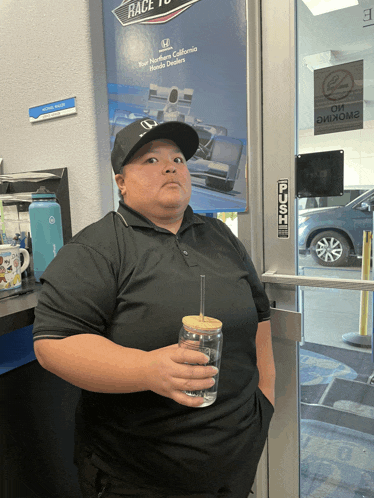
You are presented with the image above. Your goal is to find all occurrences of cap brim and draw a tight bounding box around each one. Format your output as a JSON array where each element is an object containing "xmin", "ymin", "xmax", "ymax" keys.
[{"xmin": 124, "ymin": 121, "xmax": 199, "ymax": 168}]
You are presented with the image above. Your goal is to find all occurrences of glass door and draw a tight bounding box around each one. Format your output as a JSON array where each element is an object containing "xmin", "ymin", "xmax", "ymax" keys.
[
  {"xmin": 296, "ymin": 1, "xmax": 374, "ymax": 497},
  {"xmin": 242, "ymin": 0, "xmax": 374, "ymax": 496}
]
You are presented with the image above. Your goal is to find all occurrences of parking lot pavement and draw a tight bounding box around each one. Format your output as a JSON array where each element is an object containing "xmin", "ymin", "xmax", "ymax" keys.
[{"xmin": 298, "ymin": 253, "xmax": 362, "ymax": 270}]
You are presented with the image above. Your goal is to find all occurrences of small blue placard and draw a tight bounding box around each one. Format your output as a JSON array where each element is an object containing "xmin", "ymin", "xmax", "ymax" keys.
[{"xmin": 29, "ymin": 97, "xmax": 76, "ymax": 123}]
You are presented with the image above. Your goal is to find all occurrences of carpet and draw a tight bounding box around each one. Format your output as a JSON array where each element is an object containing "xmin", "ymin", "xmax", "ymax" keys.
[
  {"xmin": 300, "ymin": 342, "xmax": 374, "ymax": 405},
  {"xmin": 301, "ymin": 420, "xmax": 374, "ymax": 498},
  {"xmin": 300, "ymin": 343, "xmax": 374, "ymax": 497}
]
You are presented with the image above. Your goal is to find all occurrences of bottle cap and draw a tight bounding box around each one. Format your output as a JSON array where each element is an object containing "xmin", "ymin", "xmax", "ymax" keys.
[
  {"xmin": 31, "ymin": 186, "xmax": 56, "ymax": 200},
  {"xmin": 182, "ymin": 315, "xmax": 222, "ymax": 331}
]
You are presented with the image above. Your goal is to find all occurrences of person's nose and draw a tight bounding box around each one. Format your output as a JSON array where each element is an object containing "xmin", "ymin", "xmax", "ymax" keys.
[{"xmin": 163, "ymin": 161, "xmax": 177, "ymax": 174}]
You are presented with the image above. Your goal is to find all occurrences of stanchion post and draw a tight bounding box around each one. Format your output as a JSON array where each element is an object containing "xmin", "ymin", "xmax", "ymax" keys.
[
  {"xmin": 365, "ymin": 200, "xmax": 374, "ymax": 362},
  {"xmin": 342, "ymin": 230, "xmax": 372, "ymax": 348},
  {"xmin": 359, "ymin": 231, "xmax": 371, "ymax": 337}
]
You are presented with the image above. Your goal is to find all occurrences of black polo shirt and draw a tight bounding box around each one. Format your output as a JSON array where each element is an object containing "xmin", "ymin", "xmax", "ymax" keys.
[{"xmin": 33, "ymin": 201, "xmax": 271, "ymax": 493}]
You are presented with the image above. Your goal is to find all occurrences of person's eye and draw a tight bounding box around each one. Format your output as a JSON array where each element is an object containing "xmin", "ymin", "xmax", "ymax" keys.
[
  {"xmin": 147, "ymin": 157, "xmax": 158, "ymax": 164},
  {"xmin": 174, "ymin": 157, "xmax": 184, "ymax": 164}
]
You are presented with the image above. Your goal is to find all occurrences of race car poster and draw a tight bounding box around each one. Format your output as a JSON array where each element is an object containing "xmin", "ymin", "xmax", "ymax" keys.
[{"xmin": 102, "ymin": 0, "xmax": 248, "ymax": 213}]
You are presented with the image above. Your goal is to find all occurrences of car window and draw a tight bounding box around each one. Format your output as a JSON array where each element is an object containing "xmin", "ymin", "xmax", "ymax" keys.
[
  {"xmin": 298, "ymin": 190, "xmax": 368, "ymax": 210},
  {"xmin": 348, "ymin": 189, "xmax": 374, "ymax": 208},
  {"xmin": 362, "ymin": 193, "xmax": 374, "ymax": 205}
]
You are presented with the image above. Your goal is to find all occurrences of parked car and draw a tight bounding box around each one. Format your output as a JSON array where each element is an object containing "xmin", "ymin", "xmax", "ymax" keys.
[
  {"xmin": 109, "ymin": 84, "xmax": 243, "ymax": 192},
  {"xmin": 299, "ymin": 188, "xmax": 374, "ymax": 267}
]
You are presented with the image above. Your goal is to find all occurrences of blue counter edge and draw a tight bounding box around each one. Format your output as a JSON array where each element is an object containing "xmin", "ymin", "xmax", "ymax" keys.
[{"xmin": 0, "ymin": 325, "xmax": 36, "ymax": 375}]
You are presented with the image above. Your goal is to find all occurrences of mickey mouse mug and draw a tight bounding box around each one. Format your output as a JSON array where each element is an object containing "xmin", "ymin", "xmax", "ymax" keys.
[{"xmin": 0, "ymin": 245, "xmax": 30, "ymax": 291}]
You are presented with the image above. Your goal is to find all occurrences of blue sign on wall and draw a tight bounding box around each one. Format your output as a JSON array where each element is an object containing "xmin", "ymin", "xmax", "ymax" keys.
[
  {"xmin": 102, "ymin": 0, "xmax": 248, "ymax": 213},
  {"xmin": 29, "ymin": 97, "xmax": 77, "ymax": 123}
]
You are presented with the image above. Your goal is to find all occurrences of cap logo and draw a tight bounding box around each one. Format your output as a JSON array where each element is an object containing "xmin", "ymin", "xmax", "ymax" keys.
[
  {"xmin": 138, "ymin": 118, "xmax": 159, "ymax": 137},
  {"xmin": 140, "ymin": 119, "xmax": 158, "ymax": 131}
]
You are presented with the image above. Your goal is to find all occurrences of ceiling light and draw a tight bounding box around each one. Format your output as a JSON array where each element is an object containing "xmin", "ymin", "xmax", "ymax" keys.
[{"xmin": 302, "ymin": 0, "xmax": 358, "ymax": 16}]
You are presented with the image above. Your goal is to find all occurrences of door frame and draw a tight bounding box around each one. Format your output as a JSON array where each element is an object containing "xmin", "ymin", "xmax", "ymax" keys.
[
  {"xmin": 239, "ymin": 0, "xmax": 299, "ymax": 496},
  {"xmin": 262, "ymin": 0, "xmax": 300, "ymax": 494}
]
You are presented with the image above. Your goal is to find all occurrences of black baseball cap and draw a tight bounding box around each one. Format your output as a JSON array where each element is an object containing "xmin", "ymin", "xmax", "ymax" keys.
[{"xmin": 111, "ymin": 118, "xmax": 200, "ymax": 174}]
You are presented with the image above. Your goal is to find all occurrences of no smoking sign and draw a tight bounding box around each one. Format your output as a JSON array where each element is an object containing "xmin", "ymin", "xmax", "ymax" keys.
[
  {"xmin": 314, "ymin": 60, "xmax": 363, "ymax": 136},
  {"xmin": 322, "ymin": 69, "xmax": 354, "ymax": 101}
]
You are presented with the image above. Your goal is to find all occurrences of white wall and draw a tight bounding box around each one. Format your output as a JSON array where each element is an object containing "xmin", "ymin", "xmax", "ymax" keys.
[{"xmin": 0, "ymin": 0, "xmax": 114, "ymax": 235}]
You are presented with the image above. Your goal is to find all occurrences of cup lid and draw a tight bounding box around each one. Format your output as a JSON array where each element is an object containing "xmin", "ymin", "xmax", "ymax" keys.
[
  {"xmin": 182, "ymin": 315, "xmax": 222, "ymax": 331},
  {"xmin": 31, "ymin": 186, "xmax": 56, "ymax": 200}
]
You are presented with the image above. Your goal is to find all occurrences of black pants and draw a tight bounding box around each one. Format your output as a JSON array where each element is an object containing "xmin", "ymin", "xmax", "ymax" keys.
[
  {"xmin": 76, "ymin": 388, "xmax": 274, "ymax": 498},
  {"xmin": 77, "ymin": 453, "xmax": 258, "ymax": 498},
  {"xmin": 77, "ymin": 457, "xmax": 256, "ymax": 498}
]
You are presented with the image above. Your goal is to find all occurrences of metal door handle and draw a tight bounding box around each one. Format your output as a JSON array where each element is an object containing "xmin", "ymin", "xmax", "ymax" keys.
[{"xmin": 262, "ymin": 270, "xmax": 374, "ymax": 291}]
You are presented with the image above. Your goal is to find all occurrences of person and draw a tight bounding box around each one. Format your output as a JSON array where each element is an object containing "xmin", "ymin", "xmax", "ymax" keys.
[{"xmin": 33, "ymin": 118, "xmax": 276, "ymax": 498}]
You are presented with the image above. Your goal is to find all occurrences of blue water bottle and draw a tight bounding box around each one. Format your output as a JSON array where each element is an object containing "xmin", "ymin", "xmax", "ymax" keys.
[{"xmin": 29, "ymin": 186, "xmax": 64, "ymax": 282}]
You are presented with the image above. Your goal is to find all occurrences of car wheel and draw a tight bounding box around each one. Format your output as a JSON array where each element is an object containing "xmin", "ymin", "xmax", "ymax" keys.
[{"xmin": 310, "ymin": 231, "xmax": 351, "ymax": 267}]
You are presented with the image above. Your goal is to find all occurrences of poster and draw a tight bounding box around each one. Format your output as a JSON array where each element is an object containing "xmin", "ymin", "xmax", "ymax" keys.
[{"xmin": 102, "ymin": 0, "xmax": 248, "ymax": 213}]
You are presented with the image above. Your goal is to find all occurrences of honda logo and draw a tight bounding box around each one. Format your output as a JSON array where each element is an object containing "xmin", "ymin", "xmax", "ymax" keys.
[
  {"xmin": 138, "ymin": 119, "xmax": 159, "ymax": 137},
  {"xmin": 140, "ymin": 119, "xmax": 158, "ymax": 131},
  {"xmin": 161, "ymin": 38, "xmax": 170, "ymax": 49}
]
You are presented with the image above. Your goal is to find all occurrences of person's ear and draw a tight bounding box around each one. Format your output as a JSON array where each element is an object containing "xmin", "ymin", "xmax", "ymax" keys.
[{"xmin": 115, "ymin": 173, "xmax": 126, "ymax": 197}]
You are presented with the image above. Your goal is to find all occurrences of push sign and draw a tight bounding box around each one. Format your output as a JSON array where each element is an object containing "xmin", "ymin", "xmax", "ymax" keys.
[{"xmin": 277, "ymin": 179, "xmax": 289, "ymax": 239}]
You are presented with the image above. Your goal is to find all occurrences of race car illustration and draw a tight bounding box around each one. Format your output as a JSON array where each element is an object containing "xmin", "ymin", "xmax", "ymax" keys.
[{"xmin": 109, "ymin": 84, "xmax": 243, "ymax": 193}]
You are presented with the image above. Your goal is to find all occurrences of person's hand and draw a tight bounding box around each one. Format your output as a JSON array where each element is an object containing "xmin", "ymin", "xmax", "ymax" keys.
[
  {"xmin": 145, "ymin": 344, "xmax": 218, "ymax": 407},
  {"xmin": 258, "ymin": 383, "xmax": 275, "ymax": 408}
]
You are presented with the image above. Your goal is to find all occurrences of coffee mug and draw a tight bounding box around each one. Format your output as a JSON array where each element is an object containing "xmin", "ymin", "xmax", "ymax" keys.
[{"xmin": 0, "ymin": 245, "xmax": 30, "ymax": 291}]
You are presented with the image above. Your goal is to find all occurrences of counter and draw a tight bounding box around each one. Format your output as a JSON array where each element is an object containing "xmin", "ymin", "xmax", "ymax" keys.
[
  {"xmin": 0, "ymin": 277, "xmax": 41, "ymax": 336},
  {"xmin": 0, "ymin": 275, "xmax": 81, "ymax": 498}
]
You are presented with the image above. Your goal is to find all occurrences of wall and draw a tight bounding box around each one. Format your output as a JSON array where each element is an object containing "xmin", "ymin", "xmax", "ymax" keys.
[{"xmin": 0, "ymin": 0, "xmax": 114, "ymax": 235}]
